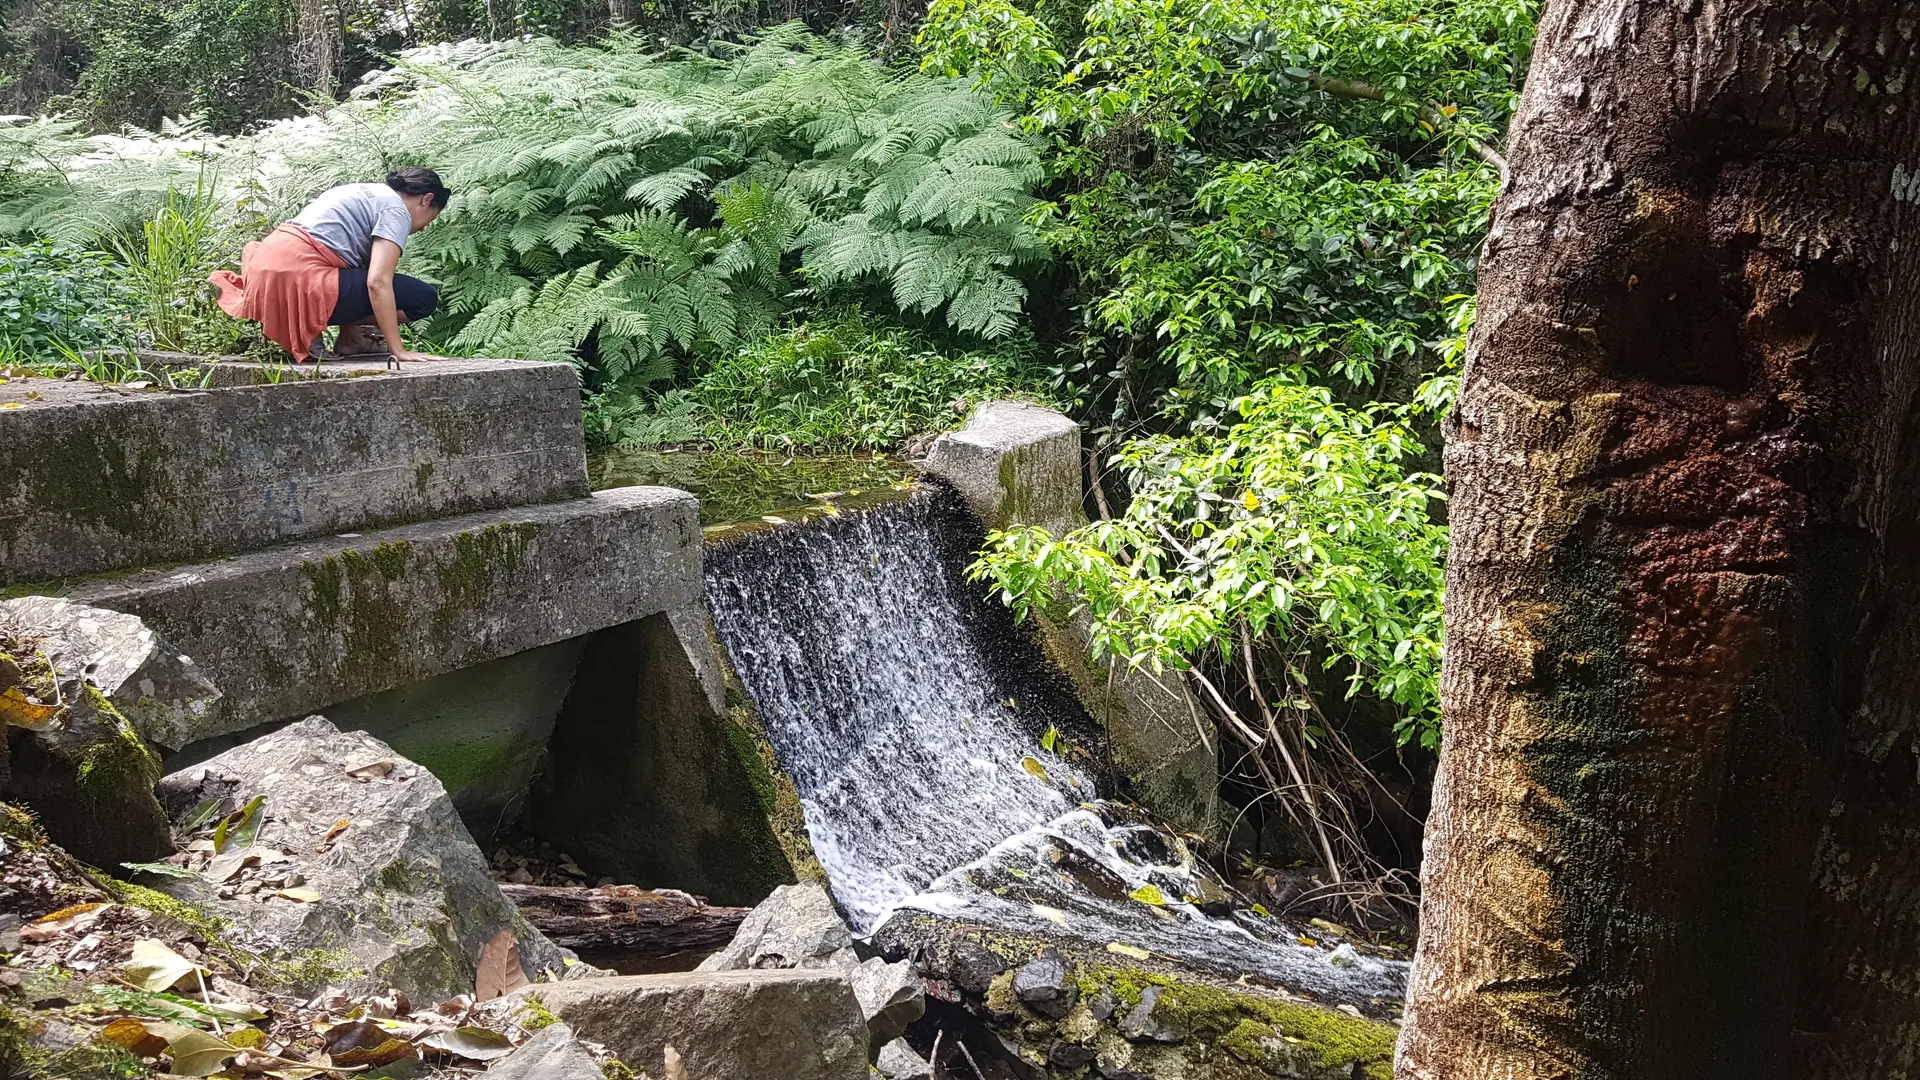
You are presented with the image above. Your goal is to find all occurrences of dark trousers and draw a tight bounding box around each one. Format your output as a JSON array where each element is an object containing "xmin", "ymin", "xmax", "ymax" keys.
[{"xmin": 330, "ymin": 269, "xmax": 438, "ymax": 325}]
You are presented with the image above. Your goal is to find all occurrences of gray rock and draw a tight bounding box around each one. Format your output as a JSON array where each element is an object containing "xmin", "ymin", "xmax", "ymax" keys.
[
  {"xmin": 484, "ymin": 1022, "xmax": 603, "ymax": 1080},
  {"xmin": 1119, "ymin": 986, "xmax": 1187, "ymax": 1043},
  {"xmin": 154, "ymin": 716, "xmax": 571, "ymax": 1000},
  {"xmin": 696, "ymin": 882, "xmax": 851, "ymax": 970},
  {"xmin": 874, "ymin": 1038, "xmax": 929, "ymax": 1079},
  {"xmin": 501, "ymin": 970, "xmax": 868, "ymax": 1080},
  {"xmin": 0, "ymin": 596, "xmax": 220, "ymax": 751},
  {"xmin": 1086, "ymin": 986, "xmax": 1118, "ymax": 1021},
  {"xmin": 1096, "ymin": 1064, "xmax": 1152, "ymax": 1080},
  {"xmin": 846, "ymin": 954, "xmax": 925, "ymax": 1048},
  {"xmin": 700, "ymin": 882, "xmax": 924, "ymax": 1059},
  {"xmin": 948, "ymin": 938, "xmax": 1007, "ymax": 993},
  {"xmin": 0, "ymin": 600, "xmax": 172, "ymax": 867},
  {"xmin": 1050, "ymin": 1040, "xmax": 1096, "ymax": 1069},
  {"xmin": 1012, "ymin": 950, "xmax": 1075, "ymax": 1019}
]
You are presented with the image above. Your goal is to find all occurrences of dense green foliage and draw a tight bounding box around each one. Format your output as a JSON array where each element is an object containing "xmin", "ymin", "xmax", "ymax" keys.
[
  {"xmin": 680, "ymin": 313, "xmax": 1055, "ymax": 451},
  {"xmin": 972, "ymin": 382, "xmax": 1446, "ymax": 747},
  {"xmin": 0, "ymin": 242, "xmax": 134, "ymax": 355},
  {"xmin": 0, "ymin": 28, "xmax": 1050, "ymax": 403}
]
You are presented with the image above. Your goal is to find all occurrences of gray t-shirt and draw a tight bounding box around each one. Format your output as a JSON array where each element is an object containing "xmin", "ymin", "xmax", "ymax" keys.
[{"xmin": 290, "ymin": 183, "xmax": 412, "ymax": 268}]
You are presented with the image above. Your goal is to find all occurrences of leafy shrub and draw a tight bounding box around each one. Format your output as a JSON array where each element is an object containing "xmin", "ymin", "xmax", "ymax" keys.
[
  {"xmin": 971, "ymin": 378, "xmax": 1446, "ymax": 748},
  {"xmin": 682, "ymin": 313, "xmax": 1057, "ymax": 451},
  {"xmin": 0, "ymin": 241, "xmax": 134, "ymax": 355}
]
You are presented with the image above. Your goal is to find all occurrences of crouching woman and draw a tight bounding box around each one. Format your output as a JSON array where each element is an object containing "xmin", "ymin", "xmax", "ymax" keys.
[{"xmin": 210, "ymin": 168, "xmax": 449, "ymax": 364}]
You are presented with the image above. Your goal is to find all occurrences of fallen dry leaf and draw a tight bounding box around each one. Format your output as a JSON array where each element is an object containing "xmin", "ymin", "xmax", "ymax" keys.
[
  {"xmin": 474, "ymin": 928, "xmax": 530, "ymax": 1002},
  {"xmin": 665, "ymin": 1044, "xmax": 689, "ymax": 1080},
  {"xmin": 323, "ymin": 818, "xmax": 351, "ymax": 843},
  {"xmin": 101, "ymin": 1017, "xmax": 169, "ymax": 1057},
  {"xmin": 22, "ymin": 902, "xmax": 110, "ymax": 942},
  {"xmin": 123, "ymin": 938, "xmax": 208, "ymax": 993},
  {"xmin": 0, "ymin": 686, "xmax": 61, "ymax": 729},
  {"xmin": 268, "ymin": 887, "xmax": 322, "ymax": 903}
]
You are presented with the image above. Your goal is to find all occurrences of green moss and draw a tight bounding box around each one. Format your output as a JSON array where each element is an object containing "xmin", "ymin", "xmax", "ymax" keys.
[
  {"xmin": 1072, "ymin": 966, "xmax": 1396, "ymax": 1079},
  {"xmin": 392, "ymin": 731, "xmax": 518, "ymax": 798},
  {"xmin": 370, "ymin": 540, "xmax": 415, "ymax": 580},
  {"xmin": 414, "ymin": 461, "xmax": 436, "ymax": 493},
  {"xmin": 303, "ymin": 555, "xmax": 347, "ymax": 626},
  {"xmin": 519, "ymin": 994, "xmax": 560, "ymax": 1032},
  {"xmin": 73, "ymin": 698, "xmax": 162, "ymax": 803},
  {"xmin": 718, "ymin": 687, "xmax": 822, "ymax": 882},
  {"xmin": 109, "ymin": 881, "xmax": 228, "ymax": 941},
  {"xmin": 246, "ymin": 946, "xmax": 360, "ymax": 992},
  {"xmin": 0, "ymin": 802, "xmax": 45, "ymax": 847}
]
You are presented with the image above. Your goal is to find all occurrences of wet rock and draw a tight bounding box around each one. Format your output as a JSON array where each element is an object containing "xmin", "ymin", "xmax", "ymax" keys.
[
  {"xmin": 700, "ymin": 882, "xmax": 924, "ymax": 1057},
  {"xmin": 483, "ymin": 1021, "xmax": 603, "ymax": 1080},
  {"xmin": 0, "ymin": 601, "xmax": 171, "ymax": 867},
  {"xmin": 1119, "ymin": 986, "xmax": 1188, "ymax": 1043},
  {"xmin": 949, "ymin": 937, "xmax": 1009, "ymax": 993},
  {"xmin": 1086, "ymin": 985, "xmax": 1119, "ymax": 1021},
  {"xmin": 696, "ymin": 882, "xmax": 850, "ymax": 970},
  {"xmin": 0, "ymin": 596, "xmax": 219, "ymax": 750},
  {"xmin": 848, "ymin": 954, "xmax": 925, "ymax": 1048},
  {"xmin": 1050, "ymin": 1040, "xmax": 1097, "ymax": 1068},
  {"xmin": 1012, "ymin": 949, "xmax": 1076, "ymax": 1019},
  {"xmin": 875, "ymin": 1038, "xmax": 930, "ymax": 1079},
  {"xmin": 501, "ymin": 970, "xmax": 867, "ymax": 1080},
  {"xmin": 154, "ymin": 716, "xmax": 572, "ymax": 999}
]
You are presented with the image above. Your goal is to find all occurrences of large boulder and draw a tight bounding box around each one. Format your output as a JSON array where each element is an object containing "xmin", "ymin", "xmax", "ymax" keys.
[
  {"xmin": 698, "ymin": 883, "xmax": 925, "ymax": 1056},
  {"xmin": 499, "ymin": 970, "xmax": 867, "ymax": 1080},
  {"xmin": 0, "ymin": 599, "xmax": 174, "ymax": 867},
  {"xmin": 0, "ymin": 596, "xmax": 220, "ymax": 751},
  {"xmin": 153, "ymin": 716, "xmax": 573, "ymax": 1000}
]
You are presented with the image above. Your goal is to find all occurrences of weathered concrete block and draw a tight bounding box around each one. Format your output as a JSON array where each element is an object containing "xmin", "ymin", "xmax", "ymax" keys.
[
  {"xmin": 919, "ymin": 401, "xmax": 1220, "ymax": 837},
  {"xmin": 505, "ymin": 970, "xmax": 869, "ymax": 1080},
  {"xmin": 65, "ymin": 487, "xmax": 699, "ymax": 744},
  {"xmin": 321, "ymin": 636, "xmax": 590, "ymax": 839},
  {"xmin": 921, "ymin": 400, "xmax": 1085, "ymax": 538},
  {"xmin": 0, "ymin": 359, "xmax": 587, "ymax": 585},
  {"xmin": 530, "ymin": 608, "xmax": 803, "ymax": 906}
]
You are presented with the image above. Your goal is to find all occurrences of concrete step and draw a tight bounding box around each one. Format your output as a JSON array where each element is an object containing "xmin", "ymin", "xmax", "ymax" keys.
[
  {"xmin": 0, "ymin": 358, "xmax": 588, "ymax": 586},
  {"xmin": 63, "ymin": 485, "xmax": 700, "ymax": 747}
]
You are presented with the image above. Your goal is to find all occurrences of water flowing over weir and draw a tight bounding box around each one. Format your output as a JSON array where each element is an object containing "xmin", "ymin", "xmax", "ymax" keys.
[{"xmin": 704, "ymin": 483, "xmax": 1406, "ymax": 1002}]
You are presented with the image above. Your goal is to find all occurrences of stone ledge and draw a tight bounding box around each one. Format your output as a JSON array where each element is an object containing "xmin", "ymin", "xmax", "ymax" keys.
[
  {"xmin": 0, "ymin": 358, "xmax": 588, "ymax": 585},
  {"xmin": 61, "ymin": 486, "xmax": 700, "ymax": 746}
]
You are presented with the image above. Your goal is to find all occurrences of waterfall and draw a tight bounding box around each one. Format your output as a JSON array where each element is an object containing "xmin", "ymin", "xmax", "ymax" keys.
[{"xmin": 705, "ymin": 483, "xmax": 1406, "ymax": 1002}]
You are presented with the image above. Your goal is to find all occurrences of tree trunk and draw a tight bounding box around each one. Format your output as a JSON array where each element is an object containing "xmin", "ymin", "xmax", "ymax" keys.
[
  {"xmin": 1397, "ymin": 2, "xmax": 1920, "ymax": 1078},
  {"xmin": 501, "ymin": 883, "xmax": 749, "ymax": 958}
]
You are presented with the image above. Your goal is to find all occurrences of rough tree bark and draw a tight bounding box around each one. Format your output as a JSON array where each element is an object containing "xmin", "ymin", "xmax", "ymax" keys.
[{"xmin": 1398, "ymin": 1, "xmax": 1920, "ymax": 1078}]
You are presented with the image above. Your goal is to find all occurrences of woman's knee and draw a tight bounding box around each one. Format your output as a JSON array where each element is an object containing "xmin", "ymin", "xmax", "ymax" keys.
[{"xmin": 395, "ymin": 275, "xmax": 438, "ymax": 322}]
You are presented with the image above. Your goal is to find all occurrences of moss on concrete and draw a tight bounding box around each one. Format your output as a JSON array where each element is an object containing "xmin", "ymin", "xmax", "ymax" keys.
[
  {"xmin": 720, "ymin": 701, "xmax": 824, "ymax": 884},
  {"xmin": 1072, "ymin": 965, "xmax": 1396, "ymax": 1079}
]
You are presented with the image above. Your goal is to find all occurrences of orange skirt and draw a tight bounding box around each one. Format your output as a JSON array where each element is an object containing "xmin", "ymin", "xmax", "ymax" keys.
[{"xmin": 209, "ymin": 225, "xmax": 346, "ymax": 361}]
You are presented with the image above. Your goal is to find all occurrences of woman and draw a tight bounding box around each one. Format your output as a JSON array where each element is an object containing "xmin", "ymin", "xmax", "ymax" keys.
[{"xmin": 211, "ymin": 168, "xmax": 450, "ymax": 364}]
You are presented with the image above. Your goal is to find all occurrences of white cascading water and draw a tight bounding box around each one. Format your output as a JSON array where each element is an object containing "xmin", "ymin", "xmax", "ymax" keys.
[{"xmin": 704, "ymin": 485, "xmax": 1406, "ymax": 1003}]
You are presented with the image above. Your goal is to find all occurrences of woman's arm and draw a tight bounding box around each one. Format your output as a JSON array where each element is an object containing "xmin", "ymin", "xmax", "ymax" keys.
[{"xmin": 366, "ymin": 238, "xmax": 430, "ymax": 362}]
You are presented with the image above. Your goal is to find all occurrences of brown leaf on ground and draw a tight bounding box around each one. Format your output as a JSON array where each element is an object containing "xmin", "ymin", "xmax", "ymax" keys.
[{"xmin": 474, "ymin": 928, "xmax": 530, "ymax": 1002}]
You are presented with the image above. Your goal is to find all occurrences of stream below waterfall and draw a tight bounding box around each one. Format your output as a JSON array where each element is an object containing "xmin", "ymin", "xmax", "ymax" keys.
[{"xmin": 704, "ymin": 483, "xmax": 1408, "ymax": 1004}]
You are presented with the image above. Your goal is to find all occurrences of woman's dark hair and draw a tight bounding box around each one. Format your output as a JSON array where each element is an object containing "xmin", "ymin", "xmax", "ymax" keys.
[{"xmin": 386, "ymin": 167, "xmax": 452, "ymax": 209}]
